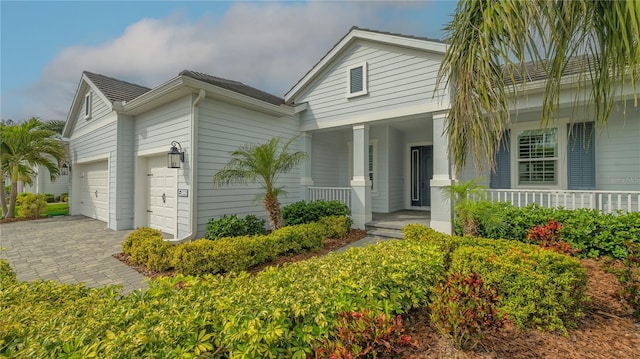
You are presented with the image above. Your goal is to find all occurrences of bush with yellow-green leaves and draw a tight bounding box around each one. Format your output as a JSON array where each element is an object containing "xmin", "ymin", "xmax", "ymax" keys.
[{"xmin": 0, "ymin": 239, "xmax": 444, "ymax": 358}]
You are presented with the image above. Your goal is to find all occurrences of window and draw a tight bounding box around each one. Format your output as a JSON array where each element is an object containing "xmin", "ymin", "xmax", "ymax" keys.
[
  {"xmin": 347, "ymin": 62, "xmax": 368, "ymax": 98},
  {"xmin": 517, "ymin": 128, "xmax": 558, "ymax": 185},
  {"xmin": 369, "ymin": 143, "xmax": 375, "ymax": 192},
  {"xmin": 84, "ymin": 92, "xmax": 92, "ymax": 120}
]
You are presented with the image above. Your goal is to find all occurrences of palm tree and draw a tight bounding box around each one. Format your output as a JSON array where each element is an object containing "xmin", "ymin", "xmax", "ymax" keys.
[
  {"xmin": 442, "ymin": 179, "xmax": 504, "ymax": 237},
  {"xmin": 213, "ymin": 137, "xmax": 307, "ymax": 230},
  {"xmin": 438, "ymin": 0, "xmax": 639, "ymax": 174},
  {"xmin": 0, "ymin": 118, "xmax": 66, "ymax": 218}
]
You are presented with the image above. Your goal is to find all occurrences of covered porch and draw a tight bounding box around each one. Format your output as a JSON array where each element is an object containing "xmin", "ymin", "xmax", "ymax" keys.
[{"xmin": 300, "ymin": 111, "xmax": 452, "ymax": 232}]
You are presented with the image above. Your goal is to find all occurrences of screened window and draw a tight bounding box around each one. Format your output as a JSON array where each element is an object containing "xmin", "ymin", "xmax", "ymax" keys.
[
  {"xmin": 517, "ymin": 128, "xmax": 558, "ymax": 185},
  {"xmin": 347, "ymin": 62, "xmax": 368, "ymax": 98}
]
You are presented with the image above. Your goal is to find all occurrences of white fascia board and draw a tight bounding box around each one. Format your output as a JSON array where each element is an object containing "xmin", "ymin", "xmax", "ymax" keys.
[
  {"xmin": 121, "ymin": 76, "xmax": 186, "ymax": 115},
  {"xmin": 285, "ymin": 29, "xmax": 447, "ymax": 103}
]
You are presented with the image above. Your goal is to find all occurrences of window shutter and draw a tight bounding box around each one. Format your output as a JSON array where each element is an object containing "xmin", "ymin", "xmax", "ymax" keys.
[
  {"xmin": 350, "ymin": 66, "xmax": 363, "ymax": 93},
  {"xmin": 567, "ymin": 122, "xmax": 595, "ymax": 189},
  {"xmin": 490, "ymin": 130, "xmax": 511, "ymax": 189}
]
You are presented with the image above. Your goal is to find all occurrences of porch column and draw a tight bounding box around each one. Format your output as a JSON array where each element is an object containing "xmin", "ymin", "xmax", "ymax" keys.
[
  {"xmin": 430, "ymin": 111, "xmax": 453, "ymax": 234},
  {"xmin": 350, "ymin": 123, "xmax": 372, "ymax": 229},
  {"xmin": 300, "ymin": 132, "xmax": 314, "ymax": 201}
]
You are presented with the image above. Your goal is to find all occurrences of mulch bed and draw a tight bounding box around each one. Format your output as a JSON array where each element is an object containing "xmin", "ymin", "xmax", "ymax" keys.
[
  {"xmin": 112, "ymin": 229, "xmax": 368, "ymax": 279},
  {"xmin": 114, "ymin": 237, "xmax": 640, "ymax": 357}
]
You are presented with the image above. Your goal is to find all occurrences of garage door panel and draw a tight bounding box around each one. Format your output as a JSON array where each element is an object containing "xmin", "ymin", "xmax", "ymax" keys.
[
  {"xmin": 79, "ymin": 161, "xmax": 109, "ymax": 223},
  {"xmin": 147, "ymin": 156, "xmax": 177, "ymax": 235}
]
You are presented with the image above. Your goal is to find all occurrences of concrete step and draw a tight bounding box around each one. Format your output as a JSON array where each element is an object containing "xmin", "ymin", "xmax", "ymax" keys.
[{"xmin": 366, "ymin": 227, "xmax": 404, "ymax": 240}]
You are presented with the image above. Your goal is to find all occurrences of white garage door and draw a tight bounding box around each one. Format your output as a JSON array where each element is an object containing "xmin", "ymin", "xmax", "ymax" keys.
[
  {"xmin": 147, "ymin": 156, "xmax": 177, "ymax": 235},
  {"xmin": 79, "ymin": 161, "xmax": 109, "ymax": 222}
]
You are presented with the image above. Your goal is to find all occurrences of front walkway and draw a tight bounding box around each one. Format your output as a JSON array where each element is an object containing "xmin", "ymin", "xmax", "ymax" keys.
[{"xmin": 0, "ymin": 216, "xmax": 147, "ymax": 294}]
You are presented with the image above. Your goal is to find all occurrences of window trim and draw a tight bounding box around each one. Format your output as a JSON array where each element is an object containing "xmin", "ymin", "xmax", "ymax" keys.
[
  {"xmin": 346, "ymin": 62, "xmax": 368, "ymax": 99},
  {"xmin": 84, "ymin": 92, "xmax": 92, "ymax": 120},
  {"xmin": 510, "ymin": 119, "xmax": 569, "ymax": 190},
  {"xmin": 516, "ymin": 127, "xmax": 559, "ymax": 186}
]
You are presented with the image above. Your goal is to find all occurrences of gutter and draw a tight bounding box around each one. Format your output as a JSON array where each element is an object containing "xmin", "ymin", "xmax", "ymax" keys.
[{"xmin": 179, "ymin": 88, "xmax": 206, "ymax": 242}]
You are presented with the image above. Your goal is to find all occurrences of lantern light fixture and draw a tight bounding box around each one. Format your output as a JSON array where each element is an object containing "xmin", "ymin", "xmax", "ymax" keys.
[
  {"xmin": 61, "ymin": 163, "xmax": 70, "ymax": 176},
  {"xmin": 167, "ymin": 141, "xmax": 184, "ymax": 168}
]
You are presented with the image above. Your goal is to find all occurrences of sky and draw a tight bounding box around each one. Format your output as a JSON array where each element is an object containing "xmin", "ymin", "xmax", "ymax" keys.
[{"xmin": 0, "ymin": 0, "xmax": 458, "ymax": 123}]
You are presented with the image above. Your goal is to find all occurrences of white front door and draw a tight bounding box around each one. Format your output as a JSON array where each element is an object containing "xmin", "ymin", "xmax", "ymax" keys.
[
  {"xmin": 146, "ymin": 156, "xmax": 177, "ymax": 236},
  {"xmin": 79, "ymin": 161, "xmax": 109, "ymax": 222}
]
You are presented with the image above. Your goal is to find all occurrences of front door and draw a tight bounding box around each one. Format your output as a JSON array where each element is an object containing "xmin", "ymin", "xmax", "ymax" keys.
[{"xmin": 411, "ymin": 146, "xmax": 432, "ymax": 207}]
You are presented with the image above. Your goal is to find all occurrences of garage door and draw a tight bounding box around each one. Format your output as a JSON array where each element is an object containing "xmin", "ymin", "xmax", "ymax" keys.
[
  {"xmin": 147, "ymin": 156, "xmax": 177, "ymax": 235},
  {"xmin": 79, "ymin": 161, "xmax": 109, "ymax": 222}
]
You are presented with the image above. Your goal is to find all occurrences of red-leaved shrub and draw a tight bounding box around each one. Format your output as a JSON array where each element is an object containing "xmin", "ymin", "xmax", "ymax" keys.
[{"xmin": 527, "ymin": 219, "xmax": 576, "ymax": 255}]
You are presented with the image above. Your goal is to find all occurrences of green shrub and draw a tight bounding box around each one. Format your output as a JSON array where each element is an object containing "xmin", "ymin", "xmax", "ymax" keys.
[
  {"xmin": 603, "ymin": 241, "xmax": 640, "ymax": 320},
  {"xmin": 43, "ymin": 193, "xmax": 55, "ymax": 203},
  {"xmin": 0, "ymin": 240, "xmax": 445, "ymax": 358},
  {"xmin": 0, "ymin": 259, "xmax": 16, "ymax": 285},
  {"xmin": 205, "ymin": 214, "xmax": 266, "ymax": 240},
  {"xmin": 60, "ymin": 193, "xmax": 69, "ymax": 202},
  {"xmin": 14, "ymin": 192, "xmax": 30, "ymax": 207},
  {"xmin": 18, "ymin": 193, "xmax": 47, "ymax": 218},
  {"xmin": 319, "ymin": 215, "xmax": 351, "ymax": 239},
  {"xmin": 173, "ymin": 223, "xmax": 324, "ymax": 276},
  {"xmin": 430, "ymin": 272, "xmax": 506, "ymax": 349},
  {"xmin": 122, "ymin": 227, "xmax": 163, "ymax": 255},
  {"xmin": 404, "ymin": 225, "xmax": 588, "ymax": 333},
  {"xmin": 472, "ymin": 203, "xmax": 640, "ymax": 259},
  {"xmin": 282, "ymin": 200, "xmax": 350, "ymax": 226},
  {"xmin": 450, "ymin": 242, "xmax": 588, "ymax": 333}
]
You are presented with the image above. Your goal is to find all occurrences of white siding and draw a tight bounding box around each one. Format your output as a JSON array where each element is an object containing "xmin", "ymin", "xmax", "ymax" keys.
[
  {"xmin": 596, "ymin": 105, "xmax": 640, "ymax": 191},
  {"xmin": 135, "ymin": 95, "xmax": 192, "ymax": 238},
  {"xmin": 296, "ymin": 40, "xmax": 447, "ymax": 127},
  {"xmin": 197, "ymin": 98, "xmax": 300, "ymax": 234},
  {"xmin": 22, "ymin": 165, "xmax": 69, "ymax": 196},
  {"xmin": 114, "ymin": 115, "xmax": 135, "ymax": 230},
  {"xmin": 72, "ymin": 88, "xmax": 111, "ymax": 134},
  {"xmin": 311, "ymin": 131, "xmax": 350, "ymax": 187}
]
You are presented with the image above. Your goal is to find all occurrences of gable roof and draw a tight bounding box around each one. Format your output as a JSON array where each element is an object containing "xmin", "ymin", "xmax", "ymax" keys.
[
  {"xmin": 83, "ymin": 71, "xmax": 151, "ymax": 103},
  {"xmin": 502, "ymin": 55, "xmax": 596, "ymax": 87},
  {"xmin": 284, "ymin": 26, "xmax": 447, "ymax": 103},
  {"xmin": 180, "ymin": 70, "xmax": 284, "ymax": 105}
]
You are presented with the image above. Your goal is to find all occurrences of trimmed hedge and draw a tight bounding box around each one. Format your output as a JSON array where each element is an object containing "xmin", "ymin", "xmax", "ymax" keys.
[
  {"xmin": 123, "ymin": 217, "xmax": 350, "ymax": 276},
  {"xmin": 465, "ymin": 202, "xmax": 640, "ymax": 259},
  {"xmin": 404, "ymin": 224, "xmax": 588, "ymax": 333},
  {"xmin": 282, "ymin": 200, "xmax": 351, "ymax": 226},
  {"xmin": 205, "ymin": 214, "xmax": 266, "ymax": 240},
  {"xmin": 0, "ymin": 240, "xmax": 444, "ymax": 358}
]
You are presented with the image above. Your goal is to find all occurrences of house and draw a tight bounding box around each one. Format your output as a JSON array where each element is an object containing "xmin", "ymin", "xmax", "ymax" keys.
[
  {"xmin": 21, "ymin": 164, "xmax": 70, "ymax": 197},
  {"xmin": 63, "ymin": 27, "xmax": 640, "ymax": 240}
]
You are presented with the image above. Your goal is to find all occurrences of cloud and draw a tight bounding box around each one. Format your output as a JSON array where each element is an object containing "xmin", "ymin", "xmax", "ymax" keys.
[{"xmin": 1, "ymin": 1, "xmax": 430, "ymax": 122}]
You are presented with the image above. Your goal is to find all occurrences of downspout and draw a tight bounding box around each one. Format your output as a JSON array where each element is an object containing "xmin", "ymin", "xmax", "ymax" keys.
[{"xmin": 180, "ymin": 89, "xmax": 206, "ymax": 241}]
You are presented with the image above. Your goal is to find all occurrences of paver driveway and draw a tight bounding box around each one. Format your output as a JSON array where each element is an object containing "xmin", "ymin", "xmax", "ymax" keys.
[{"xmin": 0, "ymin": 215, "xmax": 147, "ymax": 293}]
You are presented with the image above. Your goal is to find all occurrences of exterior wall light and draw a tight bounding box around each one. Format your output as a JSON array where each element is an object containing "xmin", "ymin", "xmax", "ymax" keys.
[
  {"xmin": 61, "ymin": 163, "xmax": 70, "ymax": 176},
  {"xmin": 168, "ymin": 141, "xmax": 184, "ymax": 168}
]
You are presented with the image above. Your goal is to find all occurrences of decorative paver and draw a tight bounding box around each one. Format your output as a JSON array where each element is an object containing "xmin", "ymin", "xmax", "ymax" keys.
[{"xmin": 0, "ymin": 216, "xmax": 147, "ymax": 294}]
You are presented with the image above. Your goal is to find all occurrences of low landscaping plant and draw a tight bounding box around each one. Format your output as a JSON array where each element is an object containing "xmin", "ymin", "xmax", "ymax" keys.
[
  {"xmin": 282, "ymin": 200, "xmax": 350, "ymax": 226},
  {"xmin": 17, "ymin": 193, "xmax": 47, "ymax": 218},
  {"xmin": 0, "ymin": 239, "xmax": 444, "ymax": 358},
  {"xmin": 467, "ymin": 202, "xmax": 640, "ymax": 259},
  {"xmin": 205, "ymin": 214, "xmax": 266, "ymax": 240},
  {"xmin": 527, "ymin": 219, "xmax": 576, "ymax": 256},
  {"xmin": 314, "ymin": 310, "xmax": 415, "ymax": 358},
  {"xmin": 43, "ymin": 193, "xmax": 55, "ymax": 203},
  {"xmin": 430, "ymin": 272, "xmax": 506, "ymax": 349},
  {"xmin": 603, "ymin": 241, "xmax": 640, "ymax": 320},
  {"xmin": 404, "ymin": 224, "xmax": 588, "ymax": 333}
]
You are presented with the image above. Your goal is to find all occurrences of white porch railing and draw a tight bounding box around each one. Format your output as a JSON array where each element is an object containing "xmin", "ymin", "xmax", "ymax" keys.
[
  {"xmin": 485, "ymin": 189, "xmax": 640, "ymax": 213},
  {"xmin": 308, "ymin": 187, "xmax": 352, "ymax": 210}
]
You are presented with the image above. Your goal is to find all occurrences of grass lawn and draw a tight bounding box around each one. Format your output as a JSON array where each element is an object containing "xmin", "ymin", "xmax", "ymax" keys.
[{"xmin": 12, "ymin": 202, "xmax": 69, "ymax": 217}]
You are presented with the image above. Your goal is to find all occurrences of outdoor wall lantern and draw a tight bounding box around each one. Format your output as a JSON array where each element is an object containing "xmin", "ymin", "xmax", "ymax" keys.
[
  {"xmin": 60, "ymin": 163, "xmax": 70, "ymax": 176},
  {"xmin": 167, "ymin": 141, "xmax": 184, "ymax": 169}
]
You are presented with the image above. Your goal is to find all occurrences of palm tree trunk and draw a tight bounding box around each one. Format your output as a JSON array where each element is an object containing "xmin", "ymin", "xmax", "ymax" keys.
[
  {"xmin": 463, "ymin": 219, "xmax": 478, "ymax": 237},
  {"xmin": 7, "ymin": 165, "xmax": 19, "ymax": 219},
  {"xmin": 263, "ymin": 191, "xmax": 283, "ymax": 230},
  {"xmin": 0, "ymin": 176, "xmax": 8, "ymax": 218}
]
